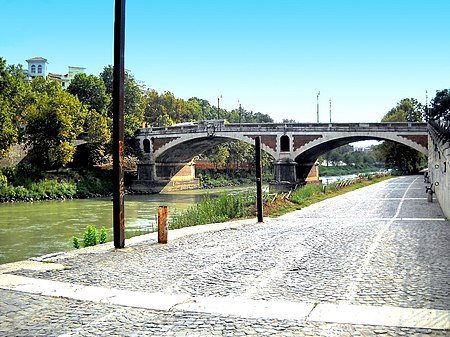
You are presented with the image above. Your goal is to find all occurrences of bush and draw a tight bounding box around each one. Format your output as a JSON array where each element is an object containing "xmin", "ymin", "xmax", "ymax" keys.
[
  {"xmin": 99, "ymin": 227, "xmax": 107, "ymax": 244},
  {"xmin": 83, "ymin": 225, "xmax": 98, "ymax": 247},
  {"xmin": 0, "ymin": 174, "xmax": 7, "ymax": 189},
  {"xmin": 73, "ymin": 236, "xmax": 80, "ymax": 249}
]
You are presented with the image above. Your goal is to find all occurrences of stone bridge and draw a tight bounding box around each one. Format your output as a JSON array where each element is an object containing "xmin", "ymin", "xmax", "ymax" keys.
[{"xmin": 132, "ymin": 120, "xmax": 428, "ymax": 192}]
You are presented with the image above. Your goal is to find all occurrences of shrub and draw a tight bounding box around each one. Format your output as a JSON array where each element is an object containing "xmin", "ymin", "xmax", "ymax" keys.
[
  {"xmin": 0, "ymin": 174, "xmax": 7, "ymax": 189},
  {"xmin": 73, "ymin": 236, "xmax": 80, "ymax": 249},
  {"xmin": 83, "ymin": 225, "xmax": 98, "ymax": 247},
  {"xmin": 99, "ymin": 227, "xmax": 107, "ymax": 244}
]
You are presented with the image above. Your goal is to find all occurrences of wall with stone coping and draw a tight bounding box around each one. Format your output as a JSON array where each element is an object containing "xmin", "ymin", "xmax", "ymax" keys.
[{"xmin": 428, "ymin": 135, "xmax": 450, "ymax": 219}]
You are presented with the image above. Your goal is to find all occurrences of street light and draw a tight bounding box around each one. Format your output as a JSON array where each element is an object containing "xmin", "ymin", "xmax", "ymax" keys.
[
  {"xmin": 329, "ymin": 98, "xmax": 332, "ymax": 123},
  {"xmin": 217, "ymin": 95, "xmax": 222, "ymax": 120},
  {"xmin": 316, "ymin": 91, "xmax": 320, "ymax": 123}
]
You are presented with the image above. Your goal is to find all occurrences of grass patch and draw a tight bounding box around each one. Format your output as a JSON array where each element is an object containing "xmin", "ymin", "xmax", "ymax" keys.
[
  {"xmin": 264, "ymin": 175, "xmax": 393, "ymax": 217},
  {"xmin": 170, "ymin": 192, "xmax": 254, "ymax": 229}
]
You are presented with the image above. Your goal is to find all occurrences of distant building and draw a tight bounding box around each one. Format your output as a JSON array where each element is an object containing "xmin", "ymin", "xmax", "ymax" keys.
[
  {"xmin": 25, "ymin": 57, "xmax": 48, "ymax": 78},
  {"xmin": 25, "ymin": 57, "xmax": 85, "ymax": 88}
]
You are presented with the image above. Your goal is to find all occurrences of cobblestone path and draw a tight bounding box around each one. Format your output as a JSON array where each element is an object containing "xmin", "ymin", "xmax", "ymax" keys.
[{"xmin": 1, "ymin": 175, "xmax": 449, "ymax": 336}]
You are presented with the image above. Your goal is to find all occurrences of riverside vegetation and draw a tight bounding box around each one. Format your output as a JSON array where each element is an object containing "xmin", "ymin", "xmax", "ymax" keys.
[
  {"xmin": 0, "ymin": 164, "xmax": 113, "ymax": 202},
  {"xmin": 170, "ymin": 172, "xmax": 391, "ymax": 229}
]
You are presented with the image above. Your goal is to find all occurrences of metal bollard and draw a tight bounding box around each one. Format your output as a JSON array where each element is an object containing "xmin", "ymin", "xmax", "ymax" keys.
[
  {"xmin": 158, "ymin": 206, "xmax": 168, "ymax": 243},
  {"xmin": 425, "ymin": 186, "xmax": 433, "ymax": 203}
]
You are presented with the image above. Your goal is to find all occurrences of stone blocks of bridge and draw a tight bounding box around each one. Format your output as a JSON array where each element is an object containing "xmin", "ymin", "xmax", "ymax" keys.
[{"xmin": 131, "ymin": 161, "xmax": 199, "ymax": 193}]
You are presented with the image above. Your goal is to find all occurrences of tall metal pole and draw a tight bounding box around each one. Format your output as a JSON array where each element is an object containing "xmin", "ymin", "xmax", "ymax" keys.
[
  {"xmin": 329, "ymin": 98, "xmax": 332, "ymax": 123},
  {"xmin": 217, "ymin": 97, "xmax": 220, "ymax": 119},
  {"xmin": 113, "ymin": 0, "xmax": 126, "ymax": 248},
  {"xmin": 255, "ymin": 136, "xmax": 263, "ymax": 223},
  {"xmin": 316, "ymin": 91, "xmax": 320, "ymax": 123},
  {"xmin": 239, "ymin": 103, "xmax": 242, "ymax": 124}
]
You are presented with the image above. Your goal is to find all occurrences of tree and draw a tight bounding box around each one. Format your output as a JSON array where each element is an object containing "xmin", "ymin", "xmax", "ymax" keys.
[
  {"xmin": 99, "ymin": 66, "xmax": 145, "ymax": 124},
  {"xmin": 99, "ymin": 66, "xmax": 146, "ymax": 157},
  {"xmin": 85, "ymin": 110, "xmax": 111, "ymax": 165},
  {"xmin": 0, "ymin": 97, "xmax": 17, "ymax": 157},
  {"xmin": 0, "ymin": 58, "xmax": 32, "ymax": 157},
  {"xmin": 24, "ymin": 78, "xmax": 88, "ymax": 168},
  {"xmin": 382, "ymin": 98, "xmax": 424, "ymax": 123},
  {"xmin": 67, "ymin": 73, "xmax": 110, "ymax": 116},
  {"xmin": 207, "ymin": 144, "xmax": 230, "ymax": 169},
  {"xmin": 375, "ymin": 98, "xmax": 426, "ymax": 174},
  {"xmin": 428, "ymin": 89, "xmax": 450, "ymax": 132}
]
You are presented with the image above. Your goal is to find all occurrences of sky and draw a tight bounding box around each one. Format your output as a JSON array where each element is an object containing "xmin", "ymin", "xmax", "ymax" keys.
[{"xmin": 1, "ymin": 0, "xmax": 449, "ymax": 123}]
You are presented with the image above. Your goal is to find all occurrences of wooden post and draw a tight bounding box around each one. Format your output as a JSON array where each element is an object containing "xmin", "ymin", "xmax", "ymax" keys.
[
  {"xmin": 255, "ymin": 136, "xmax": 263, "ymax": 222},
  {"xmin": 158, "ymin": 206, "xmax": 168, "ymax": 243},
  {"xmin": 113, "ymin": 0, "xmax": 126, "ymax": 248}
]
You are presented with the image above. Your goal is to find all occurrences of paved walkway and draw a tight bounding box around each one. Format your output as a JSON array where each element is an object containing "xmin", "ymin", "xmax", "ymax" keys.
[{"xmin": 1, "ymin": 175, "xmax": 449, "ymax": 336}]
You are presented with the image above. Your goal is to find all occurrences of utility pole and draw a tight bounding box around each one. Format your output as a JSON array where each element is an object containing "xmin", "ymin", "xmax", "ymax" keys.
[
  {"xmin": 112, "ymin": 0, "xmax": 126, "ymax": 248},
  {"xmin": 316, "ymin": 91, "xmax": 320, "ymax": 123},
  {"xmin": 239, "ymin": 102, "xmax": 242, "ymax": 124},
  {"xmin": 329, "ymin": 98, "xmax": 332, "ymax": 123},
  {"xmin": 217, "ymin": 95, "xmax": 222, "ymax": 119}
]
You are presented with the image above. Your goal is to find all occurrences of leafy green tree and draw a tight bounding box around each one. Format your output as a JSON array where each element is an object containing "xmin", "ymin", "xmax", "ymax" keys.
[
  {"xmin": 207, "ymin": 144, "xmax": 230, "ymax": 169},
  {"xmin": 67, "ymin": 73, "xmax": 110, "ymax": 116},
  {"xmin": 85, "ymin": 110, "xmax": 111, "ymax": 165},
  {"xmin": 428, "ymin": 89, "xmax": 450, "ymax": 131},
  {"xmin": 0, "ymin": 58, "xmax": 33, "ymax": 157},
  {"xmin": 0, "ymin": 97, "xmax": 17, "ymax": 158},
  {"xmin": 375, "ymin": 98, "xmax": 426, "ymax": 174},
  {"xmin": 99, "ymin": 66, "xmax": 145, "ymax": 126},
  {"xmin": 227, "ymin": 141, "xmax": 252, "ymax": 169},
  {"xmin": 24, "ymin": 78, "xmax": 88, "ymax": 168},
  {"xmin": 382, "ymin": 98, "xmax": 424, "ymax": 123},
  {"xmin": 99, "ymin": 66, "xmax": 146, "ymax": 157}
]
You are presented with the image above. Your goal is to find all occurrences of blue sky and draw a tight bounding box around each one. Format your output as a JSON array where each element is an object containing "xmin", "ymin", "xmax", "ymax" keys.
[{"xmin": 1, "ymin": 0, "xmax": 449, "ymax": 123}]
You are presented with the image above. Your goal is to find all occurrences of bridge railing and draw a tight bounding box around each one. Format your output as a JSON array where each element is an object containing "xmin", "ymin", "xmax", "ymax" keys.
[
  {"xmin": 429, "ymin": 120, "xmax": 450, "ymax": 142},
  {"xmin": 136, "ymin": 121, "xmax": 427, "ymax": 135}
]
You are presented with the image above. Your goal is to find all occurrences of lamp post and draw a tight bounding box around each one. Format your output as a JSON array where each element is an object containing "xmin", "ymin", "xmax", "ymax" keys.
[
  {"xmin": 217, "ymin": 95, "xmax": 222, "ymax": 119},
  {"xmin": 239, "ymin": 102, "xmax": 242, "ymax": 124},
  {"xmin": 316, "ymin": 91, "xmax": 320, "ymax": 123},
  {"xmin": 329, "ymin": 98, "xmax": 332, "ymax": 123}
]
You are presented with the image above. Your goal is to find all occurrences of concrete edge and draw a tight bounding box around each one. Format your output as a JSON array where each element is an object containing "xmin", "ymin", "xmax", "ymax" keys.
[{"xmin": 1, "ymin": 274, "xmax": 449, "ymax": 330}]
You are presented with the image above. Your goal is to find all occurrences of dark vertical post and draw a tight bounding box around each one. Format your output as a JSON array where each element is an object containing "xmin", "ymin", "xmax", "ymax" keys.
[
  {"xmin": 239, "ymin": 103, "xmax": 242, "ymax": 124},
  {"xmin": 255, "ymin": 136, "xmax": 263, "ymax": 222},
  {"xmin": 217, "ymin": 97, "xmax": 220, "ymax": 119},
  {"xmin": 113, "ymin": 0, "xmax": 126, "ymax": 248}
]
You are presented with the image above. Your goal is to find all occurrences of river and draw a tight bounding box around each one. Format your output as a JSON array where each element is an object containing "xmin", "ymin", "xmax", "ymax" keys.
[{"xmin": 0, "ymin": 186, "xmax": 255, "ymax": 264}]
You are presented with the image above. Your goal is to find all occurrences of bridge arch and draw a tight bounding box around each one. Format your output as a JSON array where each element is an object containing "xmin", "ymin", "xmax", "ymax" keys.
[
  {"xmin": 152, "ymin": 133, "xmax": 277, "ymax": 164},
  {"xmin": 293, "ymin": 133, "xmax": 428, "ymax": 181}
]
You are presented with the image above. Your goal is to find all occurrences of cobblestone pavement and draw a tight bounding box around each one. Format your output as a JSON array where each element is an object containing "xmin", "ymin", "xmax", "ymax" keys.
[{"xmin": 1, "ymin": 175, "xmax": 449, "ymax": 336}]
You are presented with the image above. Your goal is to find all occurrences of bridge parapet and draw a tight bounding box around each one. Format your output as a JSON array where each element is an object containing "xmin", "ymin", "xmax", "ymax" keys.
[{"xmin": 136, "ymin": 122, "xmax": 427, "ymax": 136}]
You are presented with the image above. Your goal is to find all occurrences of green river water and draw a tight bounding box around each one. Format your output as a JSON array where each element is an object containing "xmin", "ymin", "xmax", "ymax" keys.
[{"xmin": 0, "ymin": 186, "xmax": 254, "ymax": 264}]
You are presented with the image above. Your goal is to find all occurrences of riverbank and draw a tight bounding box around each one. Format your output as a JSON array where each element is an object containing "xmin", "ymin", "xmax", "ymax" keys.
[{"xmin": 319, "ymin": 164, "xmax": 384, "ymax": 177}]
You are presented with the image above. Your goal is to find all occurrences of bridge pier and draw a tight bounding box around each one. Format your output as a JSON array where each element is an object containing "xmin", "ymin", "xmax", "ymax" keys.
[
  {"xmin": 270, "ymin": 159, "xmax": 300, "ymax": 192},
  {"xmin": 131, "ymin": 159, "xmax": 199, "ymax": 193}
]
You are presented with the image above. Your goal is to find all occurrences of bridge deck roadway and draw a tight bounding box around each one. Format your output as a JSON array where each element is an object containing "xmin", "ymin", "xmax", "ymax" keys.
[{"xmin": 1, "ymin": 176, "xmax": 449, "ymax": 336}]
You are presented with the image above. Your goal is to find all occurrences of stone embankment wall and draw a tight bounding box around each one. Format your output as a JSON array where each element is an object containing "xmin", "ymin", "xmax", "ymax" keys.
[{"xmin": 428, "ymin": 131, "xmax": 450, "ymax": 219}]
